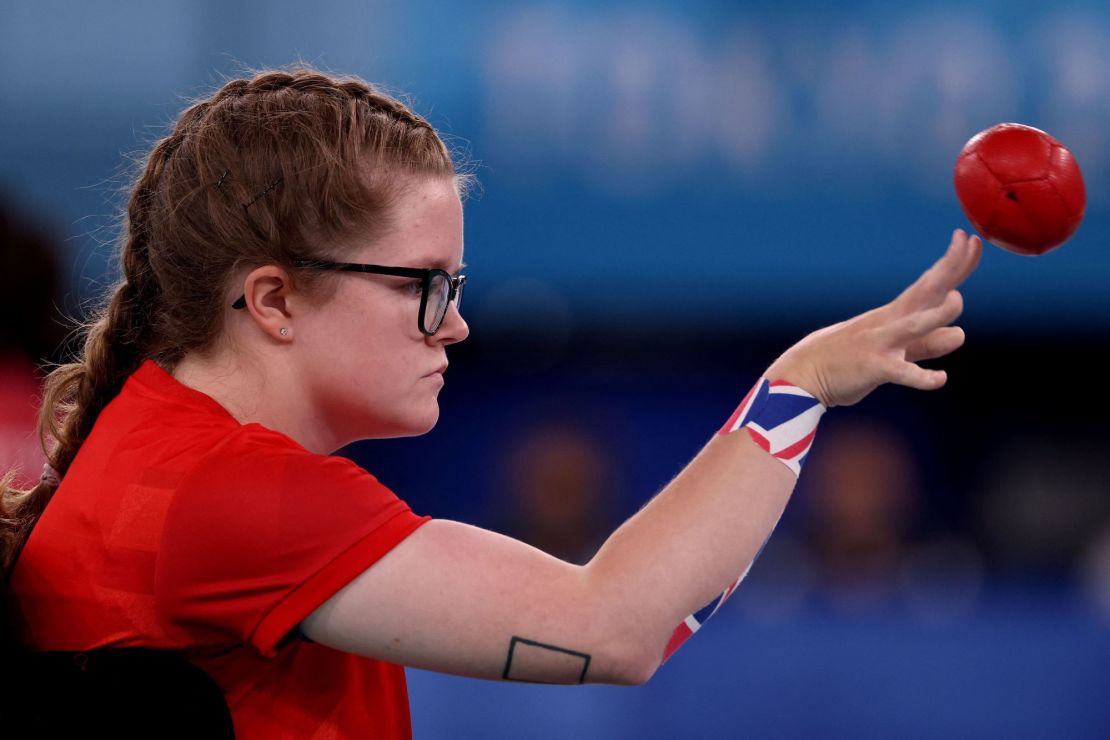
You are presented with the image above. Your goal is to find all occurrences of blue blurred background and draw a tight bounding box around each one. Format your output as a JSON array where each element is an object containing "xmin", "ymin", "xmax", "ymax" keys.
[{"xmin": 2, "ymin": 1, "xmax": 1108, "ymax": 737}]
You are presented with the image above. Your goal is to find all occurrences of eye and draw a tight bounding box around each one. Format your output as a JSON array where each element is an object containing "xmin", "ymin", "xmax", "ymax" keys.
[{"xmin": 402, "ymin": 280, "xmax": 424, "ymax": 297}]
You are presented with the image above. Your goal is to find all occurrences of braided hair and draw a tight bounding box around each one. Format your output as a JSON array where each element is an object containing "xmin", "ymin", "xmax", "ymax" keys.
[{"xmin": 1, "ymin": 66, "xmax": 464, "ymax": 577}]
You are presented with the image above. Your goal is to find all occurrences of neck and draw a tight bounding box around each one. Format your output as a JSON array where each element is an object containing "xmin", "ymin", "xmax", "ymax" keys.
[{"xmin": 171, "ymin": 349, "xmax": 338, "ymax": 455}]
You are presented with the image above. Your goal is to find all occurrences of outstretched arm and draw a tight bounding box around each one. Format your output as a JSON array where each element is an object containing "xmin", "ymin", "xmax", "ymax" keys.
[{"xmin": 301, "ymin": 230, "xmax": 982, "ymax": 685}]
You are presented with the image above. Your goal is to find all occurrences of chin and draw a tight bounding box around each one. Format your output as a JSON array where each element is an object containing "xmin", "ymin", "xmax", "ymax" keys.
[
  {"xmin": 363, "ymin": 407, "xmax": 440, "ymax": 440},
  {"xmin": 408, "ymin": 408, "xmax": 441, "ymax": 437}
]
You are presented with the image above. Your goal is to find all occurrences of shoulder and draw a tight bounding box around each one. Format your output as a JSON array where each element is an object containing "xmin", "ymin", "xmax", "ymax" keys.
[
  {"xmin": 194, "ymin": 423, "xmax": 376, "ymax": 490},
  {"xmin": 159, "ymin": 422, "xmax": 419, "ymax": 592},
  {"xmin": 153, "ymin": 424, "xmax": 426, "ymax": 656},
  {"xmin": 165, "ymin": 423, "xmax": 407, "ymax": 538}
]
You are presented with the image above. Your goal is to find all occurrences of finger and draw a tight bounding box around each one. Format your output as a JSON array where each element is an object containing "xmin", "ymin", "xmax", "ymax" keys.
[
  {"xmin": 885, "ymin": 357, "xmax": 948, "ymax": 391},
  {"xmin": 936, "ymin": 229, "xmax": 982, "ymax": 290},
  {"xmin": 899, "ymin": 230, "xmax": 980, "ymax": 310},
  {"xmin": 888, "ymin": 290, "xmax": 964, "ymax": 340},
  {"xmin": 952, "ymin": 234, "xmax": 983, "ymax": 286},
  {"xmin": 905, "ymin": 325, "xmax": 965, "ymax": 362},
  {"xmin": 904, "ymin": 229, "xmax": 967, "ymax": 302}
]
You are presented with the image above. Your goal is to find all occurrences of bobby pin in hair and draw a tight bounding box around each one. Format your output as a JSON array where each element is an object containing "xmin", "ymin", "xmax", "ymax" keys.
[
  {"xmin": 242, "ymin": 176, "xmax": 283, "ymax": 210},
  {"xmin": 214, "ymin": 168, "xmax": 230, "ymax": 191}
]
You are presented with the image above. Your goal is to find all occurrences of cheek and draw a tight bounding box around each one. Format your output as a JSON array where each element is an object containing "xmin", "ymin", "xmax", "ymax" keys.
[
  {"xmin": 329, "ymin": 311, "xmax": 423, "ymax": 398},
  {"xmin": 301, "ymin": 292, "xmax": 434, "ymax": 429},
  {"xmin": 329, "ymin": 290, "xmax": 418, "ymax": 353}
]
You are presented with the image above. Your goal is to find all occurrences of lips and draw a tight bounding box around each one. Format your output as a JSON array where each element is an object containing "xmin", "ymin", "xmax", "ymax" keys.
[{"xmin": 425, "ymin": 363, "xmax": 448, "ymax": 378}]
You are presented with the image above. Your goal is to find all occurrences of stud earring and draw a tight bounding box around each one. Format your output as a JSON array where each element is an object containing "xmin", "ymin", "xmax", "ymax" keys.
[{"xmin": 279, "ymin": 328, "xmax": 289, "ymax": 337}]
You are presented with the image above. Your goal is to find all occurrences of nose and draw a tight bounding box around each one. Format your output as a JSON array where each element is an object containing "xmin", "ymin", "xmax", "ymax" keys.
[{"xmin": 432, "ymin": 301, "xmax": 469, "ymax": 345}]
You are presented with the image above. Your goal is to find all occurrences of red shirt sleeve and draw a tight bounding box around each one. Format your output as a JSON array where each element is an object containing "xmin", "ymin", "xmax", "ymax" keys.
[{"xmin": 155, "ymin": 424, "xmax": 429, "ymax": 658}]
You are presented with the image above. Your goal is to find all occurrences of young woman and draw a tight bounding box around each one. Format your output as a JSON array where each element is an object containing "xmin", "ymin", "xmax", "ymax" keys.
[{"xmin": 1, "ymin": 67, "xmax": 981, "ymax": 738}]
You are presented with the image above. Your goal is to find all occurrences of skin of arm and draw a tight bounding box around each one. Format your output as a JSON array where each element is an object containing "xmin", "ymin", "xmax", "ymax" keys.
[
  {"xmin": 300, "ymin": 230, "xmax": 983, "ymax": 685},
  {"xmin": 301, "ymin": 433, "xmax": 790, "ymax": 685}
]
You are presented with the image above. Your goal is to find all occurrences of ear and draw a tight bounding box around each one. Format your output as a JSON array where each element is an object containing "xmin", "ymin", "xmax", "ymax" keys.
[{"xmin": 239, "ymin": 265, "xmax": 297, "ymax": 341}]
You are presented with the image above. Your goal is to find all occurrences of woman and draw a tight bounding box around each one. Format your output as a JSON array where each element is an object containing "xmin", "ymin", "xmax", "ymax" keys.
[{"xmin": 1, "ymin": 67, "xmax": 981, "ymax": 738}]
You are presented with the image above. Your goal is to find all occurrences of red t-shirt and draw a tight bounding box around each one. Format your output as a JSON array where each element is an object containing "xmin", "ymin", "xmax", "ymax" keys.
[{"xmin": 10, "ymin": 360, "xmax": 430, "ymax": 739}]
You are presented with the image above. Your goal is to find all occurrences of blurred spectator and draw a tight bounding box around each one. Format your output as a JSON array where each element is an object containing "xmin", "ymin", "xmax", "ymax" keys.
[
  {"xmin": 975, "ymin": 436, "xmax": 1110, "ymax": 574},
  {"xmin": 496, "ymin": 421, "xmax": 620, "ymax": 565},
  {"xmin": 795, "ymin": 417, "xmax": 987, "ymax": 620},
  {"xmin": 799, "ymin": 418, "xmax": 923, "ymax": 612},
  {"xmin": 0, "ymin": 197, "xmax": 67, "ymax": 488}
]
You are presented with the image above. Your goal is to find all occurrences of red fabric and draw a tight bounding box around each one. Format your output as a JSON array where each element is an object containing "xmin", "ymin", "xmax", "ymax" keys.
[{"xmin": 10, "ymin": 360, "xmax": 430, "ymax": 739}]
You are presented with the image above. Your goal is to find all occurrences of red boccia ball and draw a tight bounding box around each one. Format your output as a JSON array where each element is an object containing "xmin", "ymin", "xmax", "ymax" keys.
[{"xmin": 954, "ymin": 123, "xmax": 1085, "ymax": 255}]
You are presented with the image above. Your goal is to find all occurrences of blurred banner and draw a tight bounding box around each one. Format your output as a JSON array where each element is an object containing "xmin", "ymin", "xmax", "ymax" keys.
[{"xmin": 3, "ymin": 0, "xmax": 1109, "ymax": 334}]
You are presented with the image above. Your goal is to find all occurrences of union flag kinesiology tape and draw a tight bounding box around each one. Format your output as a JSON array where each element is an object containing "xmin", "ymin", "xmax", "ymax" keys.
[
  {"xmin": 718, "ymin": 377, "xmax": 825, "ymax": 476},
  {"xmin": 662, "ymin": 560, "xmax": 754, "ymax": 661},
  {"xmin": 662, "ymin": 378, "xmax": 825, "ymax": 662}
]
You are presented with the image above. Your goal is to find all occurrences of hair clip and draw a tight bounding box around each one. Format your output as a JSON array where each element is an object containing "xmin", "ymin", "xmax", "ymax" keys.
[{"xmin": 242, "ymin": 176, "xmax": 283, "ymax": 209}]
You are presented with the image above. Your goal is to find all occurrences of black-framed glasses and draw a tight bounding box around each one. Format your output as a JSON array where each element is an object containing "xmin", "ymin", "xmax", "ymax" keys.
[{"xmin": 231, "ymin": 259, "xmax": 466, "ymax": 336}]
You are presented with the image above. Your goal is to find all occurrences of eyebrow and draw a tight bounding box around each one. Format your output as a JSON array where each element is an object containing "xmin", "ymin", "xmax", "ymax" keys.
[{"xmin": 416, "ymin": 257, "xmax": 466, "ymax": 273}]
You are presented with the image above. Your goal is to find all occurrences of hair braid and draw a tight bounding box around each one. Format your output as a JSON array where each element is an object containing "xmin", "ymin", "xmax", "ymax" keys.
[{"xmin": 50, "ymin": 141, "xmax": 173, "ymax": 469}]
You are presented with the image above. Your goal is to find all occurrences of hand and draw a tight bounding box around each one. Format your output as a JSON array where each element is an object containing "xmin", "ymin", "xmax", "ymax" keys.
[{"xmin": 765, "ymin": 229, "xmax": 983, "ymax": 408}]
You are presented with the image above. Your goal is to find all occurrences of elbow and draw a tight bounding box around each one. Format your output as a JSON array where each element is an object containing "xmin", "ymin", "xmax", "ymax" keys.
[
  {"xmin": 620, "ymin": 652, "xmax": 660, "ymax": 686},
  {"xmin": 606, "ymin": 639, "xmax": 661, "ymax": 686},
  {"xmin": 579, "ymin": 613, "xmax": 661, "ymax": 685},
  {"xmin": 576, "ymin": 569, "xmax": 663, "ymax": 685}
]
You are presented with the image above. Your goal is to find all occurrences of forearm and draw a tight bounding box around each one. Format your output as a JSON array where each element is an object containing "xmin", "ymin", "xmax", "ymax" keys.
[
  {"xmin": 581, "ymin": 230, "xmax": 981, "ymax": 673},
  {"xmin": 584, "ymin": 429, "xmax": 797, "ymax": 668}
]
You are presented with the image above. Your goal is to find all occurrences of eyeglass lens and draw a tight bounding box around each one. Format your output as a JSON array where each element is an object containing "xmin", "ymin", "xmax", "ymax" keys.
[{"xmin": 424, "ymin": 273, "xmax": 463, "ymax": 333}]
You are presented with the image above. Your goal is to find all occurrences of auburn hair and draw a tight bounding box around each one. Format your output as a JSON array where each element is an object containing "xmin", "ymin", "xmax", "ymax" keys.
[{"xmin": 1, "ymin": 66, "xmax": 464, "ymax": 577}]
